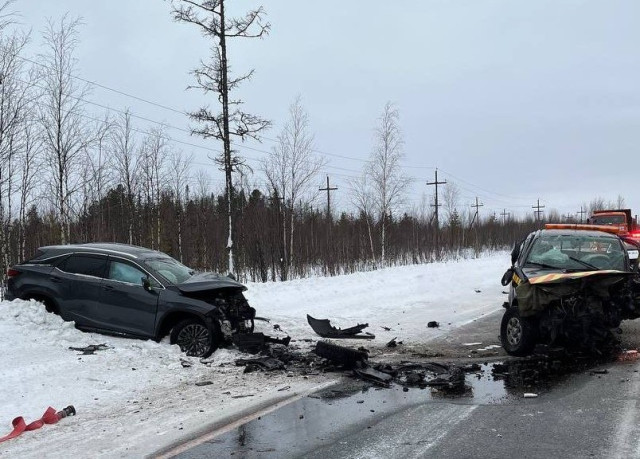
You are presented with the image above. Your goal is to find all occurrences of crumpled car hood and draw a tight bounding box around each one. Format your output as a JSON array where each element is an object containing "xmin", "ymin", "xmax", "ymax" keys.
[
  {"xmin": 516, "ymin": 270, "xmax": 634, "ymax": 317},
  {"xmin": 177, "ymin": 272, "xmax": 247, "ymax": 293}
]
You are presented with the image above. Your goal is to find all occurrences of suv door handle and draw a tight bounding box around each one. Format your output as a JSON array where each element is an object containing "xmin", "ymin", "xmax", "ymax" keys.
[{"xmin": 49, "ymin": 276, "xmax": 62, "ymax": 283}]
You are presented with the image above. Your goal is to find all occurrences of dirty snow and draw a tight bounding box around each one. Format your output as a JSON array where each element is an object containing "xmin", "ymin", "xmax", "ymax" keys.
[{"xmin": 0, "ymin": 252, "xmax": 508, "ymax": 458}]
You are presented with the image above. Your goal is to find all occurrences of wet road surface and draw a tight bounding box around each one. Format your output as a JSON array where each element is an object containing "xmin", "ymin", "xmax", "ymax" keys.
[{"xmin": 171, "ymin": 315, "xmax": 640, "ymax": 459}]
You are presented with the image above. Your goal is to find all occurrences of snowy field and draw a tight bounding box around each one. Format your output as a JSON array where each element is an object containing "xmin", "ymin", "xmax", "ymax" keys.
[{"xmin": 0, "ymin": 252, "xmax": 508, "ymax": 458}]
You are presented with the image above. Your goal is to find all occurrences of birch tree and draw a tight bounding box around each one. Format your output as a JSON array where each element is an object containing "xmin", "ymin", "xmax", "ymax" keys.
[
  {"xmin": 168, "ymin": 150, "xmax": 192, "ymax": 262},
  {"xmin": 39, "ymin": 16, "xmax": 91, "ymax": 244},
  {"xmin": 263, "ymin": 96, "xmax": 323, "ymax": 276},
  {"xmin": 367, "ymin": 102, "xmax": 410, "ymax": 264},
  {"xmin": 138, "ymin": 127, "xmax": 168, "ymax": 249},
  {"xmin": 110, "ymin": 109, "xmax": 138, "ymax": 244},
  {"xmin": 170, "ymin": 0, "xmax": 271, "ymax": 276},
  {"xmin": 0, "ymin": 26, "xmax": 33, "ymax": 271},
  {"xmin": 351, "ymin": 172, "xmax": 376, "ymax": 263}
]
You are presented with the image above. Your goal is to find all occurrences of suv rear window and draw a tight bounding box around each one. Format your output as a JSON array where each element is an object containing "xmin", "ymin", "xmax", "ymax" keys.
[{"xmin": 58, "ymin": 254, "xmax": 108, "ymax": 278}]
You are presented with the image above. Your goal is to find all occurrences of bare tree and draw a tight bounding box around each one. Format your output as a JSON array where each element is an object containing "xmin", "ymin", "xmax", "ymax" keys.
[
  {"xmin": 18, "ymin": 117, "xmax": 43, "ymax": 261},
  {"xmin": 588, "ymin": 197, "xmax": 606, "ymax": 215},
  {"xmin": 82, "ymin": 115, "xmax": 113, "ymax": 240},
  {"xmin": 110, "ymin": 109, "xmax": 138, "ymax": 244},
  {"xmin": 0, "ymin": 23, "xmax": 34, "ymax": 271},
  {"xmin": 263, "ymin": 96, "xmax": 324, "ymax": 275},
  {"xmin": 168, "ymin": 150, "xmax": 192, "ymax": 262},
  {"xmin": 170, "ymin": 0, "xmax": 271, "ymax": 276},
  {"xmin": 441, "ymin": 182, "xmax": 460, "ymax": 224},
  {"xmin": 351, "ymin": 172, "xmax": 376, "ymax": 263},
  {"xmin": 138, "ymin": 126, "xmax": 168, "ymax": 249},
  {"xmin": 39, "ymin": 16, "xmax": 91, "ymax": 243},
  {"xmin": 367, "ymin": 102, "xmax": 411, "ymax": 264}
]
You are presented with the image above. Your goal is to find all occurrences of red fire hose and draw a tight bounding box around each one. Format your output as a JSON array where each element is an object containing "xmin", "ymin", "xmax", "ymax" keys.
[{"xmin": 0, "ymin": 406, "xmax": 76, "ymax": 443}]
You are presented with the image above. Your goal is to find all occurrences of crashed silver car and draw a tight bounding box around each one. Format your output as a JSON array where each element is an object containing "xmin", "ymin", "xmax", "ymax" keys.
[{"xmin": 500, "ymin": 228, "xmax": 640, "ymax": 356}]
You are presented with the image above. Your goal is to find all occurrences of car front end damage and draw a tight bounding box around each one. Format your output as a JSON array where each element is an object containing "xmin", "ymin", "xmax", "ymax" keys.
[
  {"xmin": 500, "ymin": 228, "xmax": 640, "ymax": 356},
  {"xmin": 512, "ymin": 270, "xmax": 640, "ymax": 353},
  {"xmin": 178, "ymin": 284, "xmax": 289, "ymax": 356}
]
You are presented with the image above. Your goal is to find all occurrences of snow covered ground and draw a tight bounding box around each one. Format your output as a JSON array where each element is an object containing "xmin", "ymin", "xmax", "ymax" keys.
[{"xmin": 0, "ymin": 252, "xmax": 508, "ymax": 458}]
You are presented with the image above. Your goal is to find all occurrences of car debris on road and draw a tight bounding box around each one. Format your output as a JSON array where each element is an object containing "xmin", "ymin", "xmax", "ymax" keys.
[{"xmin": 307, "ymin": 315, "xmax": 375, "ymax": 339}]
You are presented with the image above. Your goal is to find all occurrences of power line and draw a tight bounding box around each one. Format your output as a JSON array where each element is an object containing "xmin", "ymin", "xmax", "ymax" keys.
[{"xmin": 10, "ymin": 56, "xmax": 547, "ymax": 213}]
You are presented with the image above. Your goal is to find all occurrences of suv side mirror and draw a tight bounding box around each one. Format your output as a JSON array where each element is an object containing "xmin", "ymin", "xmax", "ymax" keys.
[
  {"xmin": 511, "ymin": 242, "xmax": 521, "ymax": 265},
  {"xmin": 501, "ymin": 268, "xmax": 514, "ymax": 286},
  {"xmin": 142, "ymin": 277, "xmax": 152, "ymax": 291}
]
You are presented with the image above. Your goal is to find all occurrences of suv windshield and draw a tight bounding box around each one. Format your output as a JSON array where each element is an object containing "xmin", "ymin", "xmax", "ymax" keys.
[
  {"xmin": 146, "ymin": 257, "xmax": 194, "ymax": 284},
  {"xmin": 526, "ymin": 233, "xmax": 626, "ymax": 271}
]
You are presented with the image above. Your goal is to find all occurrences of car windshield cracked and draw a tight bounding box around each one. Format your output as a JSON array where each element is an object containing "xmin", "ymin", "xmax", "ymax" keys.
[{"xmin": 526, "ymin": 233, "xmax": 626, "ymax": 272}]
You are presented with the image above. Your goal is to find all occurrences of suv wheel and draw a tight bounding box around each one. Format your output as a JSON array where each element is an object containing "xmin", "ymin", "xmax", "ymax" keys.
[
  {"xmin": 500, "ymin": 307, "xmax": 537, "ymax": 356},
  {"xmin": 170, "ymin": 318, "xmax": 220, "ymax": 358}
]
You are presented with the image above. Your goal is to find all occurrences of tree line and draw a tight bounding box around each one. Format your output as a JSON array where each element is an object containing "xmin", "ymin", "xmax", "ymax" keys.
[{"xmin": 0, "ymin": 2, "xmax": 626, "ymax": 284}]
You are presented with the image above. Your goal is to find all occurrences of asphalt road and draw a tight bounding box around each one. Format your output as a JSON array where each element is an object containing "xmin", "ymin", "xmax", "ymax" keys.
[{"xmin": 171, "ymin": 312, "xmax": 640, "ymax": 459}]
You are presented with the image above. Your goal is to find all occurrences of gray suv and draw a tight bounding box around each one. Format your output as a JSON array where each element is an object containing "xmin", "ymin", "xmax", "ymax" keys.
[{"xmin": 6, "ymin": 243, "xmax": 255, "ymax": 357}]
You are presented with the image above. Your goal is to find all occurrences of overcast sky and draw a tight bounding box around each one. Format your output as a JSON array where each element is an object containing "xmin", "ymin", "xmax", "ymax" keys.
[{"xmin": 13, "ymin": 0, "xmax": 640, "ymax": 221}]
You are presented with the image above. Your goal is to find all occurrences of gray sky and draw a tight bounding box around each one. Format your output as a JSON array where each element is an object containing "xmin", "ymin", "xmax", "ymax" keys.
[{"xmin": 14, "ymin": 0, "xmax": 640, "ymax": 221}]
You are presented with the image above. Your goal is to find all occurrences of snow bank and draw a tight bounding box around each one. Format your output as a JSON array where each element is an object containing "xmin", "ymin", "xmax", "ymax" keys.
[
  {"xmin": 0, "ymin": 252, "xmax": 508, "ymax": 457},
  {"xmin": 246, "ymin": 251, "xmax": 509, "ymax": 347}
]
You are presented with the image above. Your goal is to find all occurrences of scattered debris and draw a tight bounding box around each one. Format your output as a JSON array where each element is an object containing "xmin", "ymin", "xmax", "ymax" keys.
[
  {"xmin": 68, "ymin": 344, "xmax": 110, "ymax": 355},
  {"xmin": 232, "ymin": 333, "xmax": 291, "ymax": 354},
  {"xmin": 475, "ymin": 289, "xmax": 481, "ymax": 293},
  {"xmin": 277, "ymin": 386, "xmax": 291, "ymax": 392},
  {"xmin": 381, "ymin": 326, "xmax": 392, "ymax": 331},
  {"xmin": 231, "ymin": 394, "xmax": 254, "ymax": 399},
  {"xmin": 235, "ymin": 356, "xmax": 286, "ymax": 372},
  {"xmin": 462, "ymin": 342, "xmax": 482, "ymax": 346},
  {"xmin": 386, "ymin": 337, "xmax": 399, "ymax": 348},
  {"xmin": 523, "ymin": 393, "xmax": 538, "ymax": 398},
  {"xmin": 591, "ymin": 369, "xmax": 608, "ymax": 375},
  {"xmin": 180, "ymin": 359, "xmax": 193, "ymax": 368},
  {"xmin": 273, "ymin": 324, "xmax": 282, "ymax": 331},
  {"xmin": 427, "ymin": 321, "xmax": 439, "ymax": 328},
  {"xmin": 195, "ymin": 381, "xmax": 213, "ymax": 387},
  {"xmin": 314, "ymin": 340, "xmax": 368, "ymax": 368},
  {"xmin": 307, "ymin": 315, "xmax": 375, "ymax": 339},
  {"xmin": 353, "ymin": 365, "xmax": 393, "ymax": 387}
]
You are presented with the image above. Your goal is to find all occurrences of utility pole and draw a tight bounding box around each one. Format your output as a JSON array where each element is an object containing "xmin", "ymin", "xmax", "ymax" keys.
[
  {"xmin": 533, "ymin": 199, "xmax": 545, "ymax": 221},
  {"xmin": 426, "ymin": 169, "xmax": 447, "ymax": 253},
  {"xmin": 577, "ymin": 206, "xmax": 587, "ymax": 223},
  {"xmin": 319, "ymin": 175, "xmax": 338, "ymax": 221},
  {"xmin": 500, "ymin": 209, "xmax": 510, "ymax": 225},
  {"xmin": 469, "ymin": 197, "xmax": 484, "ymax": 229}
]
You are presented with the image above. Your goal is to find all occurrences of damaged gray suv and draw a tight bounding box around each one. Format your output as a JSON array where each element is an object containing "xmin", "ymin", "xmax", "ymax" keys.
[{"xmin": 6, "ymin": 243, "xmax": 256, "ymax": 357}]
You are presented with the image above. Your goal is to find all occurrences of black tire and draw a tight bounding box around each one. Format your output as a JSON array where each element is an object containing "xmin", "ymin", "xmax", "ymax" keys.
[
  {"xmin": 500, "ymin": 307, "xmax": 537, "ymax": 356},
  {"xmin": 170, "ymin": 318, "xmax": 220, "ymax": 358}
]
